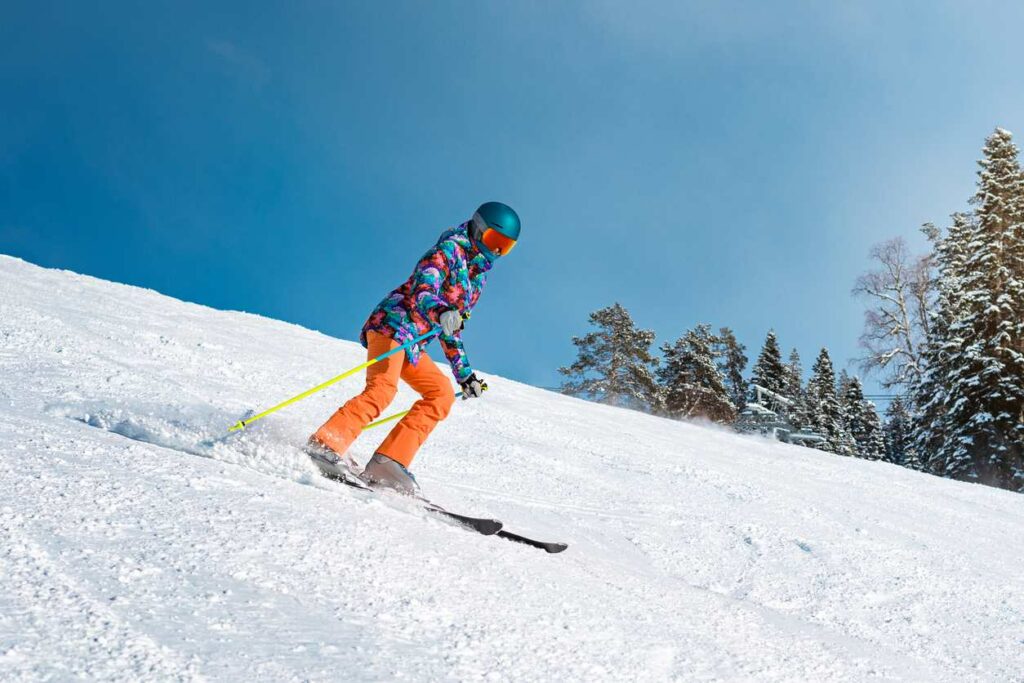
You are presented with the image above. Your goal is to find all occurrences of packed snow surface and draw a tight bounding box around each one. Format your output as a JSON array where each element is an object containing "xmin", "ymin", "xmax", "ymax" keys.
[{"xmin": 1, "ymin": 254, "xmax": 1022, "ymax": 682}]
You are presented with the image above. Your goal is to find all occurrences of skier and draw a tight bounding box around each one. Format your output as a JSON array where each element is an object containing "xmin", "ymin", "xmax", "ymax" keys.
[{"xmin": 306, "ymin": 201, "xmax": 521, "ymax": 495}]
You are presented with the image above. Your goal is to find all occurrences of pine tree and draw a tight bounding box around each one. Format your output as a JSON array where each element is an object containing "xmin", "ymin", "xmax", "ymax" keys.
[
  {"xmin": 751, "ymin": 330, "xmax": 786, "ymax": 397},
  {"xmin": 842, "ymin": 376, "xmax": 884, "ymax": 460},
  {"xmin": 837, "ymin": 370, "xmax": 854, "ymax": 412},
  {"xmin": 884, "ymin": 396, "xmax": 913, "ymax": 466},
  {"xmin": 929, "ymin": 129, "xmax": 1024, "ymax": 489},
  {"xmin": 805, "ymin": 348, "xmax": 853, "ymax": 455},
  {"xmin": 835, "ymin": 371, "xmax": 857, "ymax": 454},
  {"xmin": 783, "ymin": 348, "xmax": 808, "ymax": 429},
  {"xmin": 559, "ymin": 303, "xmax": 662, "ymax": 411},
  {"xmin": 714, "ymin": 327, "xmax": 749, "ymax": 412},
  {"xmin": 902, "ymin": 446, "xmax": 924, "ymax": 471},
  {"xmin": 840, "ymin": 374, "xmax": 863, "ymax": 455},
  {"xmin": 912, "ymin": 217, "xmax": 971, "ymax": 471},
  {"xmin": 658, "ymin": 324, "xmax": 736, "ymax": 423},
  {"xmin": 863, "ymin": 403, "xmax": 887, "ymax": 461}
]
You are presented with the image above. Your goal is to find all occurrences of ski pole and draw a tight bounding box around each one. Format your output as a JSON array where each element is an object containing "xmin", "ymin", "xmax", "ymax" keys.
[
  {"xmin": 362, "ymin": 386, "xmax": 487, "ymax": 431},
  {"xmin": 228, "ymin": 328, "xmax": 439, "ymax": 432},
  {"xmin": 363, "ymin": 408, "xmax": 416, "ymax": 432},
  {"xmin": 362, "ymin": 393, "xmax": 463, "ymax": 431}
]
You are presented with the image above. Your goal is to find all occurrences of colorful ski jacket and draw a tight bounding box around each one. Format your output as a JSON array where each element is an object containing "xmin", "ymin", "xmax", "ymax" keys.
[{"xmin": 361, "ymin": 223, "xmax": 495, "ymax": 383}]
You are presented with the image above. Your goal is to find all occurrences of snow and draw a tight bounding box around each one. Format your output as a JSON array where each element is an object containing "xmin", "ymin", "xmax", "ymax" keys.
[{"xmin": 1, "ymin": 253, "xmax": 1023, "ymax": 682}]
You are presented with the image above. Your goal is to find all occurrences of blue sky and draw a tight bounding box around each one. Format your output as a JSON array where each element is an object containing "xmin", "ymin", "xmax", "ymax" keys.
[{"xmin": 3, "ymin": 1, "xmax": 1023, "ymax": 394}]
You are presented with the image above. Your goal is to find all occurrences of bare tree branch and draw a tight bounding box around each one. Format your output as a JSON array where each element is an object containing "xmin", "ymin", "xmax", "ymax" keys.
[{"xmin": 852, "ymin": 237, "xmax": 934, "ymax": 389}]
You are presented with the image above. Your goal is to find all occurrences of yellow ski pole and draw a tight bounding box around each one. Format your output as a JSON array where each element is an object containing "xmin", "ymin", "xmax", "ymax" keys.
[
  {"xmin": 362, "ymin": 386, "xmax": 486, "ymax": 431},
  {"xmin": 228, "ymin": 328, "xmax": 438, "ymax": 432},
  {"xmin": 362, "ymin": 409, "xmax": 410, "ymax": 431}
]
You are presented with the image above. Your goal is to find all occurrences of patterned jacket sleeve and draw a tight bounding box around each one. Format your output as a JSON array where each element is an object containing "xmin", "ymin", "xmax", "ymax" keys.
[{"xmin": 439, "ymin": 331, "xmax": 473, "ymax": 383}]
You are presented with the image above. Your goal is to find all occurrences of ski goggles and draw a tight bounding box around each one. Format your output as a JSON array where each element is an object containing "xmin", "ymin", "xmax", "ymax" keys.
[
  {"xmin": 471, "ymin": 213, "xmax": 518, "ymax": 256},
  {"xmin": 480, "ymin": 227, "xmax": 517, "ymax": 256}
]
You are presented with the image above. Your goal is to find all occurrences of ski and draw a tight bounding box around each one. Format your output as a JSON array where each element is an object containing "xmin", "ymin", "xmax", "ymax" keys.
[
  {"xmin": 309, "ymin": 450, "xmax": 566, "ymax": 551},
  {"xmin": 423, "ymin": 504, "xmax": 503, "ymax": 536},
  {"xmin": 311, "ymin": 457, "xmax": 504, "ymax": 536},
  {"xmin": 497, "ymin": 530, "xmax": 568, "ymax": 554}
]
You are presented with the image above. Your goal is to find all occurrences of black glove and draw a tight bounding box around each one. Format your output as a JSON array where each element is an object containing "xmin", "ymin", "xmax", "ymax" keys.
[{"xmin": 460, "ymin": 373, "xmax": 488, "ymax": 399}]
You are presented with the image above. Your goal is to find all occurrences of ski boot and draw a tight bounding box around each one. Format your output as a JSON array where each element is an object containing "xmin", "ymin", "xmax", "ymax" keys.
[
  {"xmin": 359, "ymin": 453, "xmax": 420, "ymax": 496},
  {"xmin": 305, "ymin": 438, "xmax": 360, "ymax": 483}
]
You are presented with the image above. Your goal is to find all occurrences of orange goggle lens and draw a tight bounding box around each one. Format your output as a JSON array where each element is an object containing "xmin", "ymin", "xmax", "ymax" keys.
[{"xmin": 481, "ymin": 228, "xmax": 517, "ymax": 256}]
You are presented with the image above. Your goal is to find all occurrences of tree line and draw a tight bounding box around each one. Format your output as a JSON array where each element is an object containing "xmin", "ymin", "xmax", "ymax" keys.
[
  {"xmin": 854, "ymin": 128, "xmax": 1023, "ymax": 491},
  {"xmin": 560, "ymin": 127, "xmax": 1023, "ymax": 492},
  {"xmin": 558, "ymin": 306, "xmax": 896, "ymax": 463}
]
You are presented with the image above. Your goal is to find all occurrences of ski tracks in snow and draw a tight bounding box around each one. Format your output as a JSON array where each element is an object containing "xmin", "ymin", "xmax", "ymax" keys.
[{"xmin": 3, "ymin": 255, "xmax": 1024, "ymax": 681}]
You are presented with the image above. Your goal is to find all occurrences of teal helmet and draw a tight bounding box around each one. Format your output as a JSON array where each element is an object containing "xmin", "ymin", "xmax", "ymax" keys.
[{"xmin": 470, "ymin": 201, "xmax": 520, "ymax": 258}]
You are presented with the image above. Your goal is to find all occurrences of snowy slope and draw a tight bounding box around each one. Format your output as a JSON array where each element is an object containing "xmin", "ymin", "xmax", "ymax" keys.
[{"xmin": 1, "ymin": 254, "xmax": 1022, "ymax": 682}]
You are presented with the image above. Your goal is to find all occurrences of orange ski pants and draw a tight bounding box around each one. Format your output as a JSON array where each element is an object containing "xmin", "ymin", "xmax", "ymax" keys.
[{"xmin": 311, "ymin": 331, "xmax": 456, "ymax": 468}]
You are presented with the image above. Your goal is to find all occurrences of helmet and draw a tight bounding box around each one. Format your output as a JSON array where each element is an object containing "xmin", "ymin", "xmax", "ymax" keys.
[{"xmin": 470, "ymin": 201, "xmax": 520, "ymax": 258}]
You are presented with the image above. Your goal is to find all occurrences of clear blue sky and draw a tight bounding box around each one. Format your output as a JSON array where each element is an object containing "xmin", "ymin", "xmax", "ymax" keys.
[{"xmin": 3, "ymin": 1, "xmax": 1023, "ymax": 394}]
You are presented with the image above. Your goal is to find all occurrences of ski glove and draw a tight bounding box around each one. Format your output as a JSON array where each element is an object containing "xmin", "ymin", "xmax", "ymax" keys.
[
  {"xmin": 439, "ymin": 309, "xmax": 464, "ymax": 337},
  {"xmin": 460, "ymin": 373, "xmax": 488, "ymax": 400}
]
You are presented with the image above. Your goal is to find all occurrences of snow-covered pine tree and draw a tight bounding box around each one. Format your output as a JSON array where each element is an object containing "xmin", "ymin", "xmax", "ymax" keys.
[
  {"xmin": 842, "ymin": 376, "xmax": 884, "ymax": 460},
  {"xmin": 901, "ymin": 445, "xmax": 925, "ymax": 471},
  {"xmin": 835, "ymin": 371, "xmax": 858, "ymax": 455},
  {"xmin": 912, "ymin": 216, "xmax": 972, "ymax": 471},
  {"xmin": 783, "ymin": 348, "xmax": 808, "ymax": 428},
  {"xmin": 805, "ymin": 348, "xmax": 853, "ymax": 455},
  {"xmin": 884, "ymin": 396, "xmax": 913, "ymax": 466},
  {"xmin": 863, "ymin": 402, "xmax": 887, "ymax": 462},
  {"xmin": 751, "ymin": 330, "xmax": 786, "ymax": 397},
  {"xmin": 559, "ymin": 303, "xmax": 662, "ymax": 412},
  {"xmin": 715, "ymin": 327, "xmax": 749, "ymax": 412},
  {"xmin": 1007, "ymin": 131, "xmax": 1024, "ymax": 488},
  {"xmin": 837, "ymin": 370, "xmax": 854, "ymax": 413},
  {"xmin": 657, "ymin": 324, "xmax": 736, "ymax": 423},
  {"xmin": 931, "ymin": 128, "xmax": 1024, "ymax": 489},
  {"xmin": 840, "ymin": 374, "xmax": 863, "ymax": 456}
]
